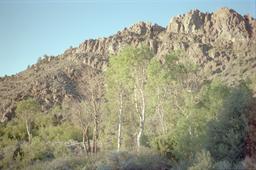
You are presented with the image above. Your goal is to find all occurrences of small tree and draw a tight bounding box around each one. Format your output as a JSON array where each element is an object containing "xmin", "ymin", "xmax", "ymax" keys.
[
  {"xmin": 71, "ymin": 101, "xmax": 92, "ymax": 154},
  {"xmin": 105, "ymin": 45, "xmax": 153, "ymax": 150},
  {"xmin": 15, "ymin": 98, "xmax": 41, "ymax": 143},
  {"xmin": 78, "ymin": 68, "xmax": 104, "ymax": 153},
  {"xmin": 127, "ymin": 46, "xmax": 153, "ymax": 149},
  {"xmin": 105, "ymin": 47, "xmax": 134, "ymax": 151}
]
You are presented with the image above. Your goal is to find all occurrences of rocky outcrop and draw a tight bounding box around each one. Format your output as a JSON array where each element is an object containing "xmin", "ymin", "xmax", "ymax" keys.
[
  {"xmin": 0, "ymin": 8, "xmax": 256, "ymax": 122},
  {"xmin": 75, "ymin": 22, "xmax": 165, "ymax": 56},
  {"xmin": 167, "ymin": 8, "xmax": 254, "ymax": 41}
]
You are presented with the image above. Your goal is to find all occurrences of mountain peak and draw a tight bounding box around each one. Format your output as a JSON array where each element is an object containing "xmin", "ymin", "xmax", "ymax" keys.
[{"xmin": 167, "ymin": 8, "xmax": 255, "ymax": 40}]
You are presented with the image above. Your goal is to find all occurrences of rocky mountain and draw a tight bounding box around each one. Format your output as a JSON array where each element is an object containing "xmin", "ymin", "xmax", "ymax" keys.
[{"xmin": 1, "ymin": 7, "xmax": 255, "ymax": 122}]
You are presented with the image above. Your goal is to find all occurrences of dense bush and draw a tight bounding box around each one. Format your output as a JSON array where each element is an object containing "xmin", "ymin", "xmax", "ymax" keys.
[
  {"xmin": 38, "ymin": 122, "xmax": 82, "ymax": 141},
  {"xmin": 206, "ymin": 84, "xmax": 251, "ymax": 163},
  {"xmin": 188, "ymin": 150, "xmax": 213, "ymax": 170},
  {"xmin": 150, "ymin": 134, "xmax": 177, "ymax": 161}
]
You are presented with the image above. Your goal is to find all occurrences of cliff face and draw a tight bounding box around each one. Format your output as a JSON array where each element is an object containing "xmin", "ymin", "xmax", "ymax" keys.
[{"xmin": 0, "ymin": 8, "xmax": 256, "ymax": 122}]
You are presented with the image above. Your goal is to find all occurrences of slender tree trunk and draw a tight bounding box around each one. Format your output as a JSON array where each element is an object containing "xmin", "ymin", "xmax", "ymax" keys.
[
  {"xmin": 82, "ymin": 132, "xmax": 87, "ymax": 152},
  {"xmin": 93, "ymin": 113, "xmax": 99, "ymax": 153},
  {"xmin": 117, "ymin": 92, "xmax": 123, "ymax": 151},
  {"xmin": 87, "ymin": 137, "xmax": 91, "ymax": 153},
  {"xmin": 25, "ymin": 119, "xmax": 32, "ymax": 143},
  {"xmin": 93, "ymin": 118, "xmax": 98, "ymax": 153},
  {"xmin": 137, "ymin": 116, "xmax": 144, "ymax": 148},
  {"xmin": 137, "ymin": 88, "xmax": 145, "ymax": 148},
  {"xmin": 82, "ymin": 126, "xmax": 90, "ymax": 154},
  {"xmin": 91, "ymin": 91, "xmax": 99, "ymax": 153}
]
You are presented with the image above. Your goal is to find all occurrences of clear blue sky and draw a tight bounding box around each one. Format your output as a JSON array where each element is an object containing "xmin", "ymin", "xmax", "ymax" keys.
[{"xmin": 0, "ymin": 0, "xmax": 255, "ymax": 76}]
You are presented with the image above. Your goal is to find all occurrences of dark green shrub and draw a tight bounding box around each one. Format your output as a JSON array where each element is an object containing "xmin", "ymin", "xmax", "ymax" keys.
[
  {"xmin": 37, "ymin": 122, "xmax": 82, "ymax": 142},
  {"xmin": 206, "ymin": 84, "xmax": 252, "ymax": 162},
  {"xmin": 150, "ymin": 134, "xmax": 177, "ymax": 161}
]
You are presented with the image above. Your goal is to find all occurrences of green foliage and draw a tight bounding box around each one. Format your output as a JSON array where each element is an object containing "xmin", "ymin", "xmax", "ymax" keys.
[
  {"xmin": 106, "ymin": 45, "xmax": 153, "ymax": 99},
  {"xmin": 38, "ymin": 122, "xmax": 82, "ymax": 141},
  {"xmin": 171, "ymin": 110, "xmax": 208, "ymax": 160},
  {"xmin": 171, "ymin": 81, "xmax": 231, "ymax": 159},
  {"xmin": 198, "ymin": 80, "xmax": 230, "ymax": 117},
  {"xmin": 22, "ymin": 137, "xmax": 55, "ymax": 163},
  {"xmin": 48, "ymin": 105, "xmax": 64, "ymax": 126},
  {"xmin": 188, "ymin": 150, "xmax": 213, "ymax": 170},
  {"xmin": 147, "ymin": 57, "xmax": 168, "ymax": 89},
  {"xmin": 0, "ymin": 139, "xmax": 55, "ymax": 169},
  {"xmin": 0, "ymin": 144, "xmax": 18, "ymax": 169},
  {"xmin": 16, "ymin": 98, "xmax": 41, "ymax": 119},
  {"xmin": 106, "ymin": 45, "xmax": 153, "ymax": 92},
  {"xmin": 104, "ymin": 45, "xmax": 154, "ymax": 150},
  {"xmin": 206, "ymin": 84, "xmax": 251, "ymax": 162},
  {"xmin": 15, "ymin": 98, "xmax": 42, "ymax": 142},
  {"xmin": 1, "ymin": 118, "xmax": 27, "ymax": 142},
  {"xmin": 164, "ymin": 51, "xmax": 198, "ymax": 86},
  {"xmin": 150, "ymin": 134, "xmax": 177, "ymax": 160},
  {"xmin": 146, "ymin": 56, "xmax": 172, "ymax": 117},
  {"xmin": 0, "ymin": 99, "xmax": 84, "ymax": 169}
]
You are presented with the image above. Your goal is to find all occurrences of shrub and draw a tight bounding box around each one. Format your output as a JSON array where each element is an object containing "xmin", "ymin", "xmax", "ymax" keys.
[
  {"xmin": 206, "ymin": 84, "xmax": 251, "ymax": 162},
  {"xmin": 213, "ymin": 160, "xmax": 232, "ymax": 170},
  {"xmin": 0, "ymin": 144, "xmax": 18, "ymax": 169},
  {"xmin": 0, "ymin": 119, "xmax": 27, "ymax": 144},
  {"xmin": 150, "ymin": 134, "xmax": 177, "ymax": 161},
  {"xmin": 37, "ymin": 122, "xmax": 82, "ymax": 142},
  {"xmin": 188, "ymin": 150, "xmax": 213, "ymax": 170},
  {"xmin": 25, "ymin": 155, "xmax": 95, "ymax": 170},
  {"xmin": 96, "ymin": 150, "xmax": 172, "ymax": 170},
  {"xmin": 171, "ymin": 160, "xmax": 191, "ymax": 170},
  {"xmin": 15, "ymin": 98, "xmax": 41, "ymax": 143},
  {"xmin": 21, "ymin": 137, "xmax": 55, "ymax": 165}
]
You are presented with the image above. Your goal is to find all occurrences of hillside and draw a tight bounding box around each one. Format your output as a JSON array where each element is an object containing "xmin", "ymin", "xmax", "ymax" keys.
[{"xmin": 1, "ymin": 7, "xmax": 255, "ymax": 122}]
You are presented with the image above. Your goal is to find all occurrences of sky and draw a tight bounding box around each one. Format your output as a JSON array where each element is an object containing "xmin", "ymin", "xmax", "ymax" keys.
[{"xmin": 0, "ymin": 0, "xmax": 255, "ymax": 76}]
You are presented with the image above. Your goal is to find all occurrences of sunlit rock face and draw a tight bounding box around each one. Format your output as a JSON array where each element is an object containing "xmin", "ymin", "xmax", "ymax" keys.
[{"xmin": 167, "ymin": 8, "xmax": 255, "ymax": 41}]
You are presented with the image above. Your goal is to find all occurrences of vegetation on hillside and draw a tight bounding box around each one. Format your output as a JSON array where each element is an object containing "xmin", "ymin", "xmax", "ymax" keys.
[{"xmin": 0, "ymin": 46, "xmax": 255, "ymax": 170}]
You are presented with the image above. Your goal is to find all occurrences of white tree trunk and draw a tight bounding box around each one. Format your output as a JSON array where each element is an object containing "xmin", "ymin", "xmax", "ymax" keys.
[
  {"xmin": 26, "ymin": 119, "xmax": 32, "ymax": 143},
  {"xmin": 137, "ymin": 88, "xmax": 145, "ymax": 148},
  {"xmin": 137, "ymin": 116, "xmax": 144, "ymax": 148},
  {"xmin": 92, "ymin": 92, "xmax": 99, "ymax": 153},
  {"xmin": 82, "ymin": 132, "xmax": 87, "ymax": 152},
  {"xmin": 117, "ymin": 92, "xmax": 123, "ymax": 151}
]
